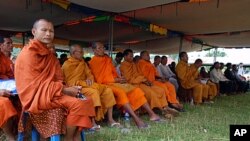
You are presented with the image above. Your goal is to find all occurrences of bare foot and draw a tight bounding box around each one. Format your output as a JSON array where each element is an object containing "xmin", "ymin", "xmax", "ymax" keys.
[
  {"xmin": 73, "ymin": 132, "xmax": 81, "ymax": 141},
  {"xmin": 149, "ymin": 114, "xmax": 160, "ymax": 121},
  {"xmin": 108, "ymin": 119, "xmax": 117, "ymax": 125},
  {"xmin": 135, "ymin": 119, "xmax": 147, "ymax": 128}
]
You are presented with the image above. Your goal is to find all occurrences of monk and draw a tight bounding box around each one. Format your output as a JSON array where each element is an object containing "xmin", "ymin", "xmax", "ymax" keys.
[
  {"xmin": 133, "ymin": 55, "xmax": 141, "ymax": 64},
  {"xmin": 120, "ymin": 49, "xmax": 179, "ymax": 117},
  {"xmin": 137, "ymin": 51, "xmax": 183, "ymax": 111},
  {"xmin": 62, "ymin": 44, "xmax": 119, "ymax": 128},
  {"xmin": 0, "ymin": 89, "xmax": 17, "ymax": 141},
  {"xmin": 175, "ymin": 52, "xmax": 203, "ymax": 105},
  {"xmin": 0, "ymin": 36, "xmax": 17, "ymax": 141},
  {"xmin": 89, "ymin": 42, "xmax": 161, "ymax": 128},
  {"xmin": 15, "ymin": 19, "xmax": 95, "ymax": 140},
  {"xmin": 0, "ymin": 36, "xmax": 14, "ymax": 79},
  {"xmin": 190, "ymin": 59, "xmax": 217, "ymax": 102}
]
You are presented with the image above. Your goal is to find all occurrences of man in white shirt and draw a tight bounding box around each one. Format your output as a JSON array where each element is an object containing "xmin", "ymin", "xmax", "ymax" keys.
[
  {"xmin": 113, "ymin": 52, "xmax": 124, "ymax": 77},
  {"xmin": 237, "ymin": 63, "xmax": 245, "ymax": 76},
  {"xmin": 210, "ymin": 62, "xmax": 235, "ymax": 94},
  {"xmin": 158, "ymin": 56, "xmax": 179, "ymax": 91}
]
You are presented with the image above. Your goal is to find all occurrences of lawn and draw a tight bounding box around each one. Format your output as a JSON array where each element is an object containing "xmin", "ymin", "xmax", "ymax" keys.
[
  {"xmin": 85, "ymin": 93, "xmax": 250, "ymax": 141},
  {"xmin": 1, "ymin": 93, "xmax": 249, "ymax": 141}
]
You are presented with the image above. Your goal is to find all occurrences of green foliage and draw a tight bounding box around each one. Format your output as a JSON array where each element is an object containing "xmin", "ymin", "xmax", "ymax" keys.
[
  {"xmin": 169, "ymin": 54, "xmax": 179, "ymax": 62},
  {"xmin": 206, "ymin": 50, "xmax": 226, "ymax": 57}
]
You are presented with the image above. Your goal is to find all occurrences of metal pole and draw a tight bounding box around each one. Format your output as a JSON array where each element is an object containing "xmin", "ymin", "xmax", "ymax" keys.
[
  {"xmin": 108, "ymin": 17, "xmax": 114, "ymax": 57},
  {"xmin": 213, "ymin": 47, "xmax": 218, "ymax": 63},
  {"xmin": 177, "ymin": 36, "xmax": 184, "ymax": 61},
  {"xmin": 178, "ymin": 36, "xmax": 183, "ymax": 53}
]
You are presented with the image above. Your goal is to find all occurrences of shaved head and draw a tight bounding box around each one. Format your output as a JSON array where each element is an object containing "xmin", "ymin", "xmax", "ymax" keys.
[
  {"xmin": 140, "ymin": 50, "xmax": 148, "ymax": 57},
  {"xmin": 91, "ymin": 42, "xmax": 105, "ymax": 56},
  {"xmin": 70, "ymin": 44, "xmax": 84, "ymax": 60},
  {"xmin": 33, "ymin": 19, "xmax": 52, "ymax": 29},
  {"xmin": 69, "ymin": 44, "xmax": 82, "ymax": 55},
  {"xmin": 140, "ymin": 50, "xmax": 150, "ymax": 61}
]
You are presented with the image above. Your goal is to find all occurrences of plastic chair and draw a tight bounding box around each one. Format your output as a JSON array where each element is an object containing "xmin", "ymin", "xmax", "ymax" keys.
[{"xmin": 17, "ymin": 112, "xmax": 86, "ymax": 141}]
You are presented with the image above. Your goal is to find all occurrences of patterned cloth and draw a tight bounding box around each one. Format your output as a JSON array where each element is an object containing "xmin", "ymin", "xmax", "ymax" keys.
[{"xmin": 18, "ymin": 108, "xmax": 66, "ymax": 138}]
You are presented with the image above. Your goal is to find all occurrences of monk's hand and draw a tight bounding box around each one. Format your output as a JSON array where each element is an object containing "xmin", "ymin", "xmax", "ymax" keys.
[
  {"xmin": 115, "ymin": 77, "xmax": 126, "ymax": 83},
  {"xmin": 120, "ymin": 77, "xmax": 127, "ymax": 84},
  {"xmin": 86, "ymin": 79, "xmax": 93, "ymax": 86},
  {"xmin": 0, "ymin": 89, "xmax": 12, "ymax": 97},
  {"xmin": 63, "ymin": 86, "xmax": 80, "ymax": 97}
]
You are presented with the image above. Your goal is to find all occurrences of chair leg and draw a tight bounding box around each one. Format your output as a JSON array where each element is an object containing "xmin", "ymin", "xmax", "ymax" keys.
[
  {"xmin": 17, "ymin": 112, "xmax": 29, "ymax": 141},
  {"xmin": 50, "ymin": 134, "xmax": 61, "ymax": 141},
  {"xmin": 31, "ymin": 127, "xmax": 40, "ymax": 141},
  {"xmin": 81, "ymin": 130, "xmax": 85, "ymax": 141},
  {"xmin": 17, "ymin": 132, "xmax": 25, "ymax": 141}
]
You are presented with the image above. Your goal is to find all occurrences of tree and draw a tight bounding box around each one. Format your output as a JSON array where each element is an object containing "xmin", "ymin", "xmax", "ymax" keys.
[{"xmin": 205, "ymin": 49, "xmax": 226, "ymax": 57}]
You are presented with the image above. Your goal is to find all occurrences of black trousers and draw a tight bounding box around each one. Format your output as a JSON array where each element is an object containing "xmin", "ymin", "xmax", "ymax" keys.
[{"xmin": 219, "ymin": 81, "xmax": 236, "ymax": 94}]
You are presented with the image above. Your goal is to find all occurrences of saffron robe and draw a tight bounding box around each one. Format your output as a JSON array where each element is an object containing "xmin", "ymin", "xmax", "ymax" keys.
[
  {"xmin": 137, "ymin": 59, "xmax": 179, "ymax": 104},
  {"xmin": 175, "ymin": 60, "xmax": 203, "ymax": 104},
  {"xmin": 89, "ymin": 55, "xmax": 147, "ymax": 111},
  {"xmin": 120, "ymin": 60, "xmax": 167, "ymax": 109},
  {"xmin": 0, "ymin": 51, "xmax": 17, "ymax": 128},
  {"xmin": 190, "ymin": 64, "xmax": 217, "ymax": 100},
  {"xmin": 62, "ymin": 57, "xmax": 116, "ymax": 121},
  {"xmin": 15, "ymin": 40, "xmax": 95, "ymax": 129}
]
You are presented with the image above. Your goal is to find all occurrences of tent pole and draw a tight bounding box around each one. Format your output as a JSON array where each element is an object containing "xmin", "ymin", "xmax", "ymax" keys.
[
  {"xmin": 213, "ymin": 47, "xmax": 218, "ymax": 63},
  {"xmin": 177, "ymin": 36, "xmax": 184, "ymax": 61},
  {"xmin": 108, "ymin": 17, "xmax": 114, "ymax": 57},
  {"xmin": 178, "ymin": 36, "xmax": 183, "ymax": 53}
]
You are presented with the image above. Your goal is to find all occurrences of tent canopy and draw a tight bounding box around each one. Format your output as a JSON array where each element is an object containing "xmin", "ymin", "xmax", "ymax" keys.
[{"xmin": 1, "ymin": 0, "xmax": 250, "ymax": 54}]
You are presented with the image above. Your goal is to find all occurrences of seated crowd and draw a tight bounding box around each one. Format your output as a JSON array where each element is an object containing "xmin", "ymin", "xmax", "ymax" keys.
[{"xmin": 0, "ymin": 19, "xmax": 249, "ymax": 140}]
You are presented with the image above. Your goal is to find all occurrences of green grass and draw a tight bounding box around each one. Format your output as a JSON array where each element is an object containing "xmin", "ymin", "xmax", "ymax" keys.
[
  {"xmin": 85, "ymin": 93, "xmax": 250, "ymax": 141},
  {"xmin": 1, "ymin": 93, "xmax": 249, "ymax": 141}
]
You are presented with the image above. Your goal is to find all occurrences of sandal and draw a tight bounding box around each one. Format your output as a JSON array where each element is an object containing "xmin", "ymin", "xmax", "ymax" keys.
[
  {"xmin": 138, "ymin": 124, "xmax": 150, "ymax": 129},
  {"xmin": 150, "ymin": 118, "xmax": 166, "ymax": 122},
  {"xmin": 89, "ymin": 125, "xmax": 101, "ymax": 131},
  {"xmin": 163, "ymin": 107, "xmax": 179, "ymax": 117},
  {"xmin": 110, "ymin": 122, "xmax": 122, "ymax": 128}
]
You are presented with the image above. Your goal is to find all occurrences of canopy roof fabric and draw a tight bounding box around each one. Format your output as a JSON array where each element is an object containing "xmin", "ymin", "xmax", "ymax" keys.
[
  {"xmin": 1, "ymin": 0, "xmax": 250, "ymax": 54},
  {"xmin": 0, "ymin": 0, "xmax": 83, "ymax": 31},
  {"xmin": 69, "ymin": 0, "xmax": 179, "ymax": 13}
]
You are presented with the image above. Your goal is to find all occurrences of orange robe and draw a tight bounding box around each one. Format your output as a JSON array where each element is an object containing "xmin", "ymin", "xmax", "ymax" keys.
[
  {"xmin": 15, "ymin": 40, "xmax": 95, "ymax": 129},
  {"xmin": 62, "ymin": 56, "xmax": 116, "ymax": 121},
  {"xmin": 137, "ymin": 59, "xmax": 179, "ymax": 104},
  {"xmin": 189, "ymin": 64, "xmax": 209, "ymax": 100},
  {"xmin": 0, "ymin": 51, "xmax": 17, "ymax": 128},
  {"xmin": 0, "ymin": 51, "xmax": 14, "ymax": 79},
  {"xmin": 0, "ymin": 97, "xmax": 17, "ymax": 128},
  {"xmin": 175, "ymin": 60, "xmax": 203, "ymax": 104},
  {"xmin": 89, "ymin": 55, "xmax": 147, "ymax": 111},
  {"xmin": 120, "ymin": 60, "xmax": 167, "ymax": 110},
  {"xmin": 190, "ymin": 64, "xmax": 217, "ymax": 100}
]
